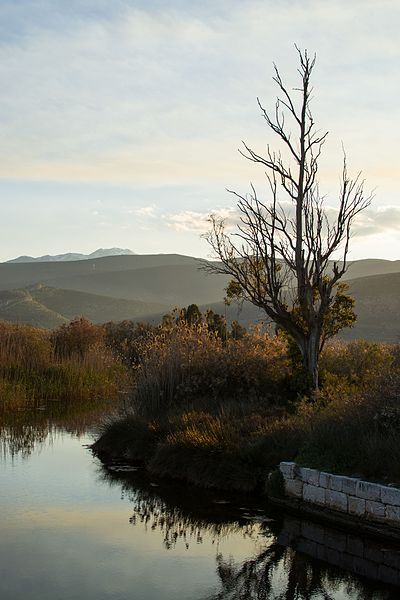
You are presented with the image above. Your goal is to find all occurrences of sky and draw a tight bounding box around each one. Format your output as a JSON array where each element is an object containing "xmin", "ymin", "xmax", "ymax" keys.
[{"xmin": 0, "ymin": 0, "xmax": 400, "ymax": 261}]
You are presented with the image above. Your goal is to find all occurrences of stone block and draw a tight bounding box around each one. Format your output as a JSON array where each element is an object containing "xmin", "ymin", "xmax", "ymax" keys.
[
  {"xmin": 282, "ymin": 516, "xmax": 301, "ymax": 536},
  {"xmin": 319, "ymin": 472, "xmax": 330, "ymax": 488},
  {"xmin": 341, "ymin": 476, "xmax": 359, "ymax": 496},
  {"xmin": 326, "ymin": 489, "xmax": 348, "ymax": 512},
  {"xmin": 316, "ymin": 544, "xmax": 327, "ymax": 562},
  {"xmin": 366, "ymin": 500, "xmax": 385, "ymax": 520},
  {"xmin": 381, "ymin": 485, "xmax": 400, "ymax": 507},
  {"xmin": 285, "ymin": 478, "xmax": 303, "ymax": 498},
  {"xmin": 341, "ymin": 552, "xmax": 356, "ymax": 571},
  {"xmin": 326, "ymin": 547, "xmax": 341, "ymax": 567},
  {"xmin": 385, "ymin": 505, "xmax": 400, "ymax": 523},
  {"xmin": 328, "ymin": 474, "xmax": 344, "ymax": 492},
  {"xmin": 356, "ymin": 480, "xmax": 381, "ymax": 501},
  {"xmin": 348, "ymin": 496, "xmax": 366, "ymax": 517},
  {"xmin": 280, "ymin": 461, "xmax": 297, "ymax": 479},
  {"xmin": 298, "ymin": 467, "xmax": 320, "ymax": 485},
  {"xmin": 303, "ymin": 483, "xmax": 326, "ymax": 506}
]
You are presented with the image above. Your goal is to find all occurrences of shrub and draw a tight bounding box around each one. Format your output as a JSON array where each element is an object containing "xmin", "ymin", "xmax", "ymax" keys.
[
  {"xmin": 131, "ymin": 320, "xmax": 292, "ymax": 417},
  {"xmin": 0, "ymin": 319, "xmax": 125, "ymax": 405},
  {"xmin": 103, "ymin": 320, "xmax": 156, "ymax": 366},
  {"xmin": 51, "ymin": 317, "xmax": 104, "ymax": 359},
  {"xmin": 320, "ymin": 339, "xmax": 394, "ymax": 387},
  {"xmin": 93, "ymin": 415, "xmax": 163, "ymax": 461},
  {"xmin": 297, "ymin": 373, "xmax": 400, "ymax": 483}
]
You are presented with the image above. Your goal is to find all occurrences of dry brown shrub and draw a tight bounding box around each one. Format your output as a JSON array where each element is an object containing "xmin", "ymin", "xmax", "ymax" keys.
[
  {"xmin": 131, "ymin": 320, "xmax": 291, "ymax": 416},
  {"xmin": 51, "ymin": 317, "xmax": 104, "ymax": 359}
]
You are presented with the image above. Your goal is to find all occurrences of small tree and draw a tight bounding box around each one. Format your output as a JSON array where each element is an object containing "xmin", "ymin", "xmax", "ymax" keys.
[{"xmin": 205, "ymin": 48, "xmax": 371, "ymax": 391}]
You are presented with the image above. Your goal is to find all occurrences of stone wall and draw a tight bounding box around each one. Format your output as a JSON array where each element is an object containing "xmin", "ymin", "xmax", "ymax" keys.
[
  {"xmin": 280, "ymin": 462, "xmax": 400, "ymax": 528},
  {"xmin": 278, "ymin": 515, "xmax": 400, "ymax": 586}
]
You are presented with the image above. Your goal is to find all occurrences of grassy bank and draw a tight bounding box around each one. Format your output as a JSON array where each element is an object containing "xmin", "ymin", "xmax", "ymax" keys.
[
  {"xmin": 94, "ymin": 315, "xmax": 400, "ymax": 492},
  {"xmin": 0, "ymin": 319, "xmax": 126, "ymax": 410}
]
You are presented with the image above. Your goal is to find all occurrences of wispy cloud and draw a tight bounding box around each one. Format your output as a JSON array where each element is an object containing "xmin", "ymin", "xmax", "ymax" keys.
[
  {"xmin": 131, "ymin": 205, "xmax": 157, "ymax": 218},
  {"xmin": 353, "ymin": 206, "xmax": 400, "ymax": 237},
  {"xmin": 163, "ymin": 207, "xmax": 239, "ymax": 232}
]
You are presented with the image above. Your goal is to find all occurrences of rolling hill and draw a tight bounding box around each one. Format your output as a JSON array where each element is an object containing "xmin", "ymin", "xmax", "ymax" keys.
[
  {"xmin": 342, "ymin": 272, "xmax": 400, "ymax": 342},
  {"xmin": 196, "ymin": 272, "xmax": 400, "ymax": 342},
  {"xmin": 0, "ymin": 285, "xmax": 168, "ymax": 328},
  {"xmin": 0, "ymin": 253, "xmax": 398, "ymax": 339}
]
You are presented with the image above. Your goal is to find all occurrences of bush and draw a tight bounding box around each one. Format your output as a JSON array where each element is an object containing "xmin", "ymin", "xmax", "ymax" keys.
[
  {"xmin": 297, "ymin": 373, "xmax": 400, "ymax": 483},
  {"xmin": 51, "ymin": 317, "xmax": 104, "ymax": 359},
  {"xmin": 103, "ymin": 320, "xmax": 156, "ymax": 366},
  {"xmin": 94, "ymin": 415, "xmax": 163, "ymax": 461},
  {"xmin": 320, "ymin": 339, "xmax": 394, "ymax": 387},
  {"xmin": 131, "ymin": 320, "xmax": 292, "ymax": 417},
  {"xmin": 0, "ymin": 319, "xmax": 125, "ymax": 406}
]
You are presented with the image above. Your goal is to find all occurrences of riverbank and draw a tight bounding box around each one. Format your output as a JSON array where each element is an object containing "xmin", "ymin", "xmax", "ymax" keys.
[{"xmin": 94, "ymin": 316, "xmax": 400, "ymax": 493}]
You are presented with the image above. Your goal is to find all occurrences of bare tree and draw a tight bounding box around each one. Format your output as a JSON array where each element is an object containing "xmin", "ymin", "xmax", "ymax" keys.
[{"xmin": 205, "ymin": 48, "xmax": 372, "ymax": 392}]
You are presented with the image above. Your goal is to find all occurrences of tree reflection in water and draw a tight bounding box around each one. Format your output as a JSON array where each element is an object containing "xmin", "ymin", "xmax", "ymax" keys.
[
  {"xmin": 2, "ymin": 406, "xmax": 399, "ymax": 600},
  {"xmin": 0, "ymin": 396, "xmax": 120, "ymax": 459},
  {"xmin": 101, "ymin": 467, "xmax": 400, "ymax": 600},
  {"xmin": 209, "ymin": 547, "xmax": 368, "ymax": 600}
]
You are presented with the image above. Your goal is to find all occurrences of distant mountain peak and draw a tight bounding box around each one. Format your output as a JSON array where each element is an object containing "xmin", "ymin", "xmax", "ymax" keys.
[{"xmin": 6, "ymin": 248, "xmax": 136, "ymax": 263}]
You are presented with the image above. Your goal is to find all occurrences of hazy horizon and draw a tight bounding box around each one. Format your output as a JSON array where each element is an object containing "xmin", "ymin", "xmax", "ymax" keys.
[{"xmin": 1, "ymin": 0, "xmax": 399, "ymax": 261}]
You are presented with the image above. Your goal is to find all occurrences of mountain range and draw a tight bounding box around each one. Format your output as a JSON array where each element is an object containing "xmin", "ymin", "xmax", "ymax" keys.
[
  {"xmin": 0, "ymin": 253, "xmax": 398, "ymax": 341},
  {"xmin": 7, "ymin": 248, "xmax": 135, "ymax": 263}
]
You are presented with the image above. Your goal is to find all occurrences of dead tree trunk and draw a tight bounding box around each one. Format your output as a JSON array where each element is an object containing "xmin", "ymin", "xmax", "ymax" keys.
[{"xmin": 204, "ymin": 47, "xmax": 371, "ymax": 393}]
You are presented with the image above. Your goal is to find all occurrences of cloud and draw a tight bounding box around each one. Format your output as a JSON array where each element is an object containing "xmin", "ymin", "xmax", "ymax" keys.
[
  {"xmin": 0, "ymin": 0, "xmax": 399, "ymax": 190},
  {"xmin": 132, "ymin": 205, "xmax": 156, "ymax": 217},
  {"xmin": 161, "ymin": 203, "xmax": 400, "ymax": 243},
  {"xmin": 353, "ymin": 206, "xmax": 400, "ymax": 237},
  {"xmin": 164, "ymin": 207, "xmax": 239, "ymax": 232}
]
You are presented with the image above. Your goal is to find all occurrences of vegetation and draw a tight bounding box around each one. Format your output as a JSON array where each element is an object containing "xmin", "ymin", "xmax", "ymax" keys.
[
  {"xmin": 0, "ymin": 318, "xmax": 125, "ymax": 409},
  {"xmin": 2, "ymin": 302, "xmax": 399, "ymax": 493},
  {"xmin": 94, "ymin": 309, "xmax": 400, "ymax": 491},
  {"xmin": 205, "ymin": 49, "xmax": 371, "ymax": 391}
]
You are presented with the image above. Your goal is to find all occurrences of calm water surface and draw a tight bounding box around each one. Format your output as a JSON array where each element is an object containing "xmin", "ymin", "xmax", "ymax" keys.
[{"xmin": 1, "ymin": 404, "xmax": 400, "ymax": 599}]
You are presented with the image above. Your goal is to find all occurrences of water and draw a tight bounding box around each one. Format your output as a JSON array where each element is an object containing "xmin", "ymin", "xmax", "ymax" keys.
[{"xmin": 1, "ymin": 404, "xmax": 400, "ymax": 599}]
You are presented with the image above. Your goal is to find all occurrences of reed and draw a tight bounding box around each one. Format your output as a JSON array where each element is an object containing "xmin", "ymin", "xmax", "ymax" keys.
[{"xmin": 0, "ymin": 320, "xmax": 125, "ymax": 409}]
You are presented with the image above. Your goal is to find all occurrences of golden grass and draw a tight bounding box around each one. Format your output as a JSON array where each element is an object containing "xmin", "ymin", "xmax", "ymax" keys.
[{"xmin": 0, "ymin": 320, "xmax": 126, "ymax": 409}]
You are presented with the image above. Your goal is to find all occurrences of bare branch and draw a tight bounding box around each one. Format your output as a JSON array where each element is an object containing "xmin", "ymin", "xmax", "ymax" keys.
[{"xmin": 204, "ymin": 48, "xmax": 371, "ymax": 393}]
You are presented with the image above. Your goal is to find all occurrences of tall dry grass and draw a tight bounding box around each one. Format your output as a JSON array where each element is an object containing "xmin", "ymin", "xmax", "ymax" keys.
[
  {"xmin": 130, "ymin": 320, "xmax": 292, "ymax": 417},
  {"xmin": 0, "ymin": 320, "xmax": 125, "ymax": 409}
]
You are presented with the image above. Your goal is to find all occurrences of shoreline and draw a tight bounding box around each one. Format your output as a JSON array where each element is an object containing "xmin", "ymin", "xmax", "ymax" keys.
[{"xmin": 92, "ymin": 442, "xmax": 400, "ymax": 544}]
